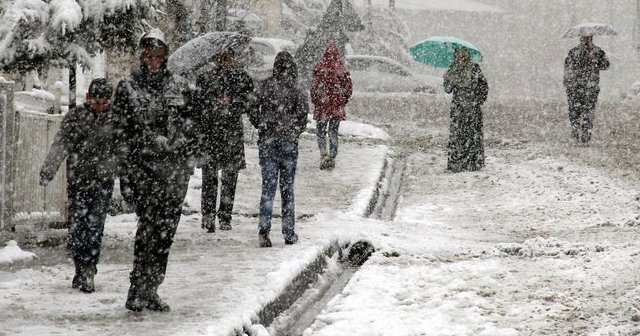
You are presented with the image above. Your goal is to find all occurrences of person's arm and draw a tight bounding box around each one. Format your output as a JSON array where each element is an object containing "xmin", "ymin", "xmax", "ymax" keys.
[
  {"xmin": 343, "ymin": 70, "xmax": 353, "ymax": 103},
  {"xmin": 597, "ymin": 49, "xmax": 610, "ymax": 71},
  {"xmin": 294, "ymin": 89, "xmax": 310, "ymax": 137},
  {"xmin": 475, "ymin": 66, "xmax": 489, "ymax": 105},
  {"xmin": 39, "ymin": 111, "xmax": 77, "ymax": 186},
  {"xmin": 443, "ymin": 68, "xmax": 455, "ymax": 94},
  {"xmin": 249, "ymin": 83, "xmax": 265, "ymax": 130}
]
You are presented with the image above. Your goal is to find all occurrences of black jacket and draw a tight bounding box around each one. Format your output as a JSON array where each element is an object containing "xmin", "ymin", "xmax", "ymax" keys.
[
  {"xmin": 250, "ymin": 52, "xmax": 308, "ymax": 141},
  {"xmin": 194, "ymin": 66, "xmax": 254, "ymax": 170},
  {"xmin": 564, "ymin": 44, "xmax": 610, "ymax": 92},
  {"xmin": 40, "ymin": 103, "xmax": 118, "ymax": 190},
  {"xmin": 112, "ymin": 68, "xmax": 196, "ymax": 180}
]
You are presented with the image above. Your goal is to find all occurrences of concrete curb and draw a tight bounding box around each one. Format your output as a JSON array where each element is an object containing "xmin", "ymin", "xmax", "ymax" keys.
[{"xmin": 243, "ymin": 152, "xmax": 400, "ymax": 333}]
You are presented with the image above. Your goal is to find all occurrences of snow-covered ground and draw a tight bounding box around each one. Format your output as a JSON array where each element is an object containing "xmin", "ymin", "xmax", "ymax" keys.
[{"xmin": 3, "ymin": 98, "xmax": 640, "ymax": 336}]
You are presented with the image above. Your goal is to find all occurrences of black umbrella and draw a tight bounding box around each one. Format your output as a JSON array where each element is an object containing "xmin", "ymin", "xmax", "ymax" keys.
[{"xmin": 167, "ymin": 31, "xmax": 251, "ymax": 75}]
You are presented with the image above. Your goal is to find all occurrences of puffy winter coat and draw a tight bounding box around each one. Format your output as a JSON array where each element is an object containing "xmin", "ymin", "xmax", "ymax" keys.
[{"xmin": 311, "ymin": 44, "xmax": 352, "ymax": 121}]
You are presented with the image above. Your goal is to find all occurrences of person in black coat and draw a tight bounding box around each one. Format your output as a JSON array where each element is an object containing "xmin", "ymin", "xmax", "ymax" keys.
[
  {"xmin": 443, "ymin": 47, "xmax": 488, "ymax": 173},
  {"xmin": 112, "ymin": 29, "xmax": 197, "ymax": 312},
  {"xmin": 564, "ymin": 35, "xmax": 610, "ymax": 143},
  {"xmin": 39, "ymin": 78, "xmax": 116, "ymax": 293},
  {"xmin": 194, "ymin": 49, "xmax": 254, "ymax": 232},
  {"xmin": 250, "ymin": 51, "xmax": 308, "ymax": 247}
]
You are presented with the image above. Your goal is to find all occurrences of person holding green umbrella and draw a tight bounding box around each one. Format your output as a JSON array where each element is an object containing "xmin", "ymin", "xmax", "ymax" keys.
[{"xmin": 443, "ymin": 47, "xmax": 488, "ymax": 172}]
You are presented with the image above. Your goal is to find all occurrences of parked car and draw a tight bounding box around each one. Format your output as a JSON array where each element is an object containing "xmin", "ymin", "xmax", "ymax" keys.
[
  {"xmin": 244, "ymin": 37, "xmax": 297, "ymax": 81},
  {"xmin": 345, "ymin": 55, "xmax": 440, "ymax": 93}
]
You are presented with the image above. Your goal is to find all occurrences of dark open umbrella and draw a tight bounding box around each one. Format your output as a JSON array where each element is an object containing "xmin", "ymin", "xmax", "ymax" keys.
[{"xmin": 167, "ymin": 31, "xmax": 251, "ymax": 75}]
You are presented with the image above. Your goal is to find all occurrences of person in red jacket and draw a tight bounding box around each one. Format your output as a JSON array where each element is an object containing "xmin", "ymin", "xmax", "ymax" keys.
[{"xmin": 311, "ymin": 44, "xmax": 353, "ymax": 170}]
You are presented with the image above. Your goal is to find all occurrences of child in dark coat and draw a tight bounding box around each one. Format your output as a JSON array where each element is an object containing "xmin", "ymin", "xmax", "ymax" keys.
[{"xmin": 39, "ymin": 78, "xmax": 116, "ymax": 293}]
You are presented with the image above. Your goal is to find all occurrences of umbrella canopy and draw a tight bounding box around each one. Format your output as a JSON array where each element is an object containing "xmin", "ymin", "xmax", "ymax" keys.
[
  {"xmin": 409, "ymin": 36, "xmax": 482, "ymax": 68},
  {"xmin": 167, "ymin": 31, "xmax": 251, "ymax": 75},
  {"xmin": 561, "ymin": 23, "xmax": 618, "ymax": 38}
]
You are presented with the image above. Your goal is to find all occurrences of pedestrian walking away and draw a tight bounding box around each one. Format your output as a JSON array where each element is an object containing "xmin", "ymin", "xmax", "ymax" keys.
[
  {"xmin": 311, "ymin": 44, "xmax": 352, "ymax": 171},
  {"xmin": 443, "ymin": 46, "xmax": 488, "ymax": 173},
  {"xmin": 250, "ymin": 51, "xmax": 309, "ymax": 248},
  {"xmin": 112, "ymin": 28, "xmax": 197, "ymax": 312},
  {"xmin": 39, "ymin": 78, "xmax": 116, "ymax": 294},
  {"xmin": 193, "ymin": 48, "xmax": 254, "ymax": 233},
  {"xmin": 563, "ymin": 35, "xmax": 610, "ymax": 143}
]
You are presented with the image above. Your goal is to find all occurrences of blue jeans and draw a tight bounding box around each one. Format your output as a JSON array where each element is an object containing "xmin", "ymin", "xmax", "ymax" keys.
[
  {"xmin": 258, "ymin": 139, "xmax": 298, "ymax": 235},
  {"xmin": 316, "ymin": 119, "xmax": 340, "ymax": 159}
]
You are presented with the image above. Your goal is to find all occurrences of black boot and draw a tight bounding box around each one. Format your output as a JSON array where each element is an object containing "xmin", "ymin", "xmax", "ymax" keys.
[
  {"xmin": 146, "ymin": 292, "xmax": 171, "ymax": 312},
  {"xmin": 125, "ymin": 286, "xmax": 148, "ymax": 312},
  {"xmin": 79, "ymin": 265, "xmax": 96, "ymax": 293},
  {"xmin": 202, "ymin": 216, "xmax": 216, "ymax": 233},
  {"xmin": 259, "ymin": 230, "xmax": 272, "ymax": 248},
  {"xmin": 72, "ymin": 260, "xmax": 83, "ymax": 289}
]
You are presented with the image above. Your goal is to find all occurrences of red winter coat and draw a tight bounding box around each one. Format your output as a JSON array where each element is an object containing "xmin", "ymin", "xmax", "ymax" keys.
[{"xmin": 311, "ymin": 44, "xmax": 353, "ymax": 121}]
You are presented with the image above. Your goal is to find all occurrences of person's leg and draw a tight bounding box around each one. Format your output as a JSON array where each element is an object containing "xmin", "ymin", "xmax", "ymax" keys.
[
  {"xmin": 218, "ymin": 169, "xmax": 239, "ymax": 230},
  {"xmin": 201, "ymin": 162, "xmax": 219, "ymax": 232},
  {"xmin": 582, "ymin": 89, "xmax": 599, "ymax": 143},
  {"xmin": 326, "ymin": 120, "xmax": 340, "ymax": 170},
  {"xmin": 316, "ymin": 119, "xmax": 330, "ymax": 169},
  {"xmin": 279, "ymin": 140, "xmax": 299, "ymax": 244},
  {"xmin": 258, "ymin": 139, "xmax": 278, "ymax": 247},
  {"xmin": 74, "ymin": 180, "xmax": 114, "ymax": 293},
  {"xmin": 126, "ymin": 171, "xmax": 189, "ymax": 312},
  {"xmin": 567, "ymin": 92, "xmax": 581, "ymax": 140}
]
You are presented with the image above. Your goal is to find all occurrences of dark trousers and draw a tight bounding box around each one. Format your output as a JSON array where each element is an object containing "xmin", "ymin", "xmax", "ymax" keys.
[
  {"xmin": 201, "ymin": 162, "xmax": 239, "ymax": 225},
  {"xmin": 67, "ymin": 179, "xmax": 114, "ymax": 270},
  {"xmin": 128, "ymin": 167, "xmax": 190, "ymax": 296},
  {"xmin": 567, "ymin": 88, "xmax": 599, "ymax": 143}
]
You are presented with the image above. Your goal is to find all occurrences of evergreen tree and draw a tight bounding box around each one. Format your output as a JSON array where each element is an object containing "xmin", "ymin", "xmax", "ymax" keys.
[{"xmin": 0, "ymin": 0, "xmax": 156, "ymax": 105}]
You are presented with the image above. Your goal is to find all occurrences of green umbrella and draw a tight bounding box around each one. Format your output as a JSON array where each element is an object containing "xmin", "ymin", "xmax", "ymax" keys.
[{"xmin": 409, "ymin": 36, "xmax": 483, "ymax": 68}]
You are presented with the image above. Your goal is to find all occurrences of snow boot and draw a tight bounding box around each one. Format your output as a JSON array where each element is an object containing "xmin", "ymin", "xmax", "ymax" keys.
[{"xmin": 259, "ymin": 230, "xmax": 272, "ymax": 248}]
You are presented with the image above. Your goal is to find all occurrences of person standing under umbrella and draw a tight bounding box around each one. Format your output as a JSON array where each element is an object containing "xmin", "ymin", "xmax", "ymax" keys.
[
  {"xmin": 112, "ymin": 28, "xmax": 197, "ymax": 312},
  {"xmin": 563, "ymin": 35, "xmax": 610, "ymax": 143},
  {"xmin": 193, "ymin": 49, "xmax": 254, "ymax": 232},
  {"xmin": 443, "ymin": 47, "xmax": 488, "ymax": 173},
  {"xmin": 311, "ymin": 44, "xmax": 352, "ymax": 171}
]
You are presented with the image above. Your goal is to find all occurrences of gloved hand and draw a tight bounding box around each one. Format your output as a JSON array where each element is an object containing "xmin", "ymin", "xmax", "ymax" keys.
[{"xmin": 39, "ymin": 170, "xmax": 53, "ymax": 187}]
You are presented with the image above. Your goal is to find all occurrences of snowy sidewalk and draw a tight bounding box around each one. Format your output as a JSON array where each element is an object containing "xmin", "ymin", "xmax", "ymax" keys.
[{"xmin": 0, "ymin": 127, "xmax": 389, "ymax": 336}]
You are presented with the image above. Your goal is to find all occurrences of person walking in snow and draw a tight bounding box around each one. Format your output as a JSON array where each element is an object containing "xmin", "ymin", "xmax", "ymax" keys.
[
  {"xmin": 311, "ymin": 44, "xmax": 352, "ymax": 171},
  {"xmin": 193, "ymin": 49, "xmax": 254, "ymax": 233},
  {"xmin": 563, "ymin": 35, "xmax": 610, "ymax": 143},
  {"xmin": 112, "ymin": 28, "xmax": 197, "ymax": 312},
  {"xmin": 250, "ymin": 51, "xmax": 309, "ymax": 248},
  {"xmin": 39, "ymin": 78, "xmax": 116, "ymax": 294},
  {"xmin": 443, "ymin": 46, "xmax": 488, "ymax": 173}
]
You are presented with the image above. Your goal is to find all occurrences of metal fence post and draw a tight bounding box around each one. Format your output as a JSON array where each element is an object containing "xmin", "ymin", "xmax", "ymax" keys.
[{"xmin": 0, "ymin": 78, "xmax": 16, "ymax": 231}]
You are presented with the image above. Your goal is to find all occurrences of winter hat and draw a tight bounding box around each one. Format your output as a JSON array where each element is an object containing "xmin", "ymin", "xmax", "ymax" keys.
[
  {"xmin": 87, "ymin": 78, "xmax": 113, "ymax": 99},
  {"xmin": 140, "ymin": 28, "xmax": 168, "ymax": 49}
]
